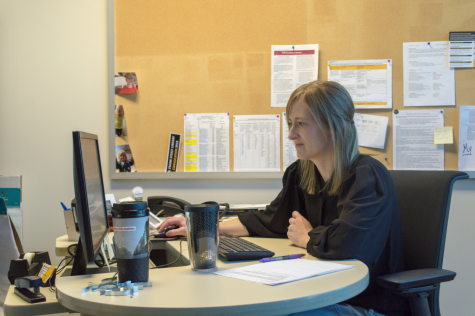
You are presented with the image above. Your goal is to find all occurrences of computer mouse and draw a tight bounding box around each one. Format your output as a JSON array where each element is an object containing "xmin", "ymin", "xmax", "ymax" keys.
[{"xmin": 153, "ymin": 225, "xmax": 180, "ymax": 238}]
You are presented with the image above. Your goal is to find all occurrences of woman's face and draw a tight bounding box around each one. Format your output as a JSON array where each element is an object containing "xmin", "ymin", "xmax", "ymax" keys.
[
  {"xmin": 288, "ymin": 99, "xmax": 333, "ymax": 162},
  {"xmin": 119, "ymin": 152, "xmax": 127, "ymax": 162}
]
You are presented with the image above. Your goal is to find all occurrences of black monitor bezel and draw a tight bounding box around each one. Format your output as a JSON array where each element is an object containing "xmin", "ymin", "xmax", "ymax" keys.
[{"xmin": 72, "ymin": 131, "xmax": 109, "ymax": 263}]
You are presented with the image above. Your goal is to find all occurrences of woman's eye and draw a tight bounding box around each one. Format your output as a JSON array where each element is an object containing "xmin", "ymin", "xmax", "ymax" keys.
[{"xmin": 298, "ymin": 122, "xmax": 304, "ymax": 126}]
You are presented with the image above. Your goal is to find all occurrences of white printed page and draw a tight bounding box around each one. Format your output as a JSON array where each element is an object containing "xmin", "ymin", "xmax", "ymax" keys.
[
  {"xmin": 282, "ymin": 112, "xmax": 298, "ymax": 170},
  {"xmin": 184, "ymin": 113, "xmax": 229, "ymax": 172},
  {"xmin": 393, "ymin": 110, "xmax": 444, "ymax": 170},
  {"xmin": 328, "ymin": 59, "xmax": 392, "ymax": 109},
  {"xmin": 214, "ymin": 259, "xmax": 354, "ymax": 286},
  {"xmin": 233, "ymin": 115, "xmax": 280, "ymax": 171},
  {"xmin": 458, "ymin": 106, "xmax": 475, "ymax": 170},
  {"xmin": 354, "ymin": 113, "xmax": 388, "ymax": 149},
  {"xmin": 271, "ymin": 44, "xmax": 319, "ymax": 108},
  {"xmin": 403, "ymin": 41, "xmax": 455, "ymax": 107}
]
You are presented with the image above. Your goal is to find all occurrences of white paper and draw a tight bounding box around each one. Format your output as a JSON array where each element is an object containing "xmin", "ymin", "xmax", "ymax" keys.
[
  {"xmin": 119, "ymin": 197, "xmax": 135, "ymax": 202},
  {"xmin": 233, "ymin": 115, "xmax": 280, "ymax": 171},
  {"xmin": 214, "ymin": 259, "xmax": 354, "ymax": 286},
  {"xmin": 229, "ymin": 204, "xmax": 267, "ymax": 210},
  {"xmin": 328, "ymin": 59, "xmax": 392, "ymax": 109},
  {"xmin": 282, "ymin": 112, "xmax": 298, "ymax": 170},
  {"xmin": 458, "ymin": 106, "xmax": 475, "ymax": 170},
  {"xmin": 184, "ymin": 113, "xmax": 230, "ymax": 172},
  {"xmin": 393, "ymin": 110, "xmax": 444, "ymax": 170},
  {"xmin": 271, "ymin": 44, "xmax": 319, "ymax": 108},
  {"xmin": 403, "ymin": 41, "xmax": 455, "ymax": 107},
  {"xmin": 105, "ymin": 194, "xmax": 116, "ymax": 206},
  {"xmin": 354, "ymin": 113, "xmax": 389, "ymax": 149}
]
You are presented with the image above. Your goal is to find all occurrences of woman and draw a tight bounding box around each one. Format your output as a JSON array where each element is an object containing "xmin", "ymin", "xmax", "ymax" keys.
[{"xmin": 158, "ymin": 81, "xmax": 409, "ymax": 316}]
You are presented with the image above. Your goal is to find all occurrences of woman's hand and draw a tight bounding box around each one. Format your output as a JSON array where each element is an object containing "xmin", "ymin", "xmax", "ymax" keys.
[
  {"xmin": 155, "ymin": 216, "xmax": 186, "ymax": 237},
  {"xmin": 287, "ymin": 211, "xmax": 312, "ymax": 248}
]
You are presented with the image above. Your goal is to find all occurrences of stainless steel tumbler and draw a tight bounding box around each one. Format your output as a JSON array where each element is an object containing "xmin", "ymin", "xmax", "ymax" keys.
[
  {"xmin": 111, "ymin": 201, "xmax": 149, "ymax": 282},
  {"xmin": 185, "ymin": 203, "xmax": 219, "ymax": 271}
]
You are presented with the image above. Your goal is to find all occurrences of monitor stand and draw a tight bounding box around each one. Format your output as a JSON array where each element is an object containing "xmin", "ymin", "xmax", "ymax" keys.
[{"xmin": 63, "ymin": 238, "xmax": 117, "ymax": 277}]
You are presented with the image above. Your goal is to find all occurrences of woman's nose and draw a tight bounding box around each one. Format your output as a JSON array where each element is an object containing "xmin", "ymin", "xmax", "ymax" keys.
[{"xmin": 288, "ymin": 126, "xmax": 297, "ymax": 140}]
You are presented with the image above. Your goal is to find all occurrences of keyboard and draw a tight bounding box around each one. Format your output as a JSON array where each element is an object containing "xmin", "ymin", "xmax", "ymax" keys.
[{"xmin": 218, "ymin": 232, "xmax": 275, "ymax": 261}]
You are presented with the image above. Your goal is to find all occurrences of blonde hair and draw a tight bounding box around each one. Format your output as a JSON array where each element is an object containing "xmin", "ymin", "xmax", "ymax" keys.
[
  {"xmin": 115, "ymin": 104, "xmax": 124, "ymax": 115},
  {"xmin": 286, "ymin": 81, "xmax": 359, "ymax": 195},
  {"xmin": 124, "ymin": 73, "xmax": 134, "ymax": 80},
  {"xmin": 116, "ymin": 149, "xmax": 127, "ymax": 162}
]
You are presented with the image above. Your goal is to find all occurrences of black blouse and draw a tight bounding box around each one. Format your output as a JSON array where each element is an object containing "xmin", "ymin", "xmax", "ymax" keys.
[{"xmin": 238, "ymin": 155, "xmax": 410, "ymax": 316}]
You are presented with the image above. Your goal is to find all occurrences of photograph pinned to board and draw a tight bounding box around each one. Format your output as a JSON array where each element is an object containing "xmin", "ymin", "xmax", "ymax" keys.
[
  {"xmin": 115, "ymin": 72, "xmax": 138, "ymax": 94},
  {"xmin": 115, "ymin": 105, "xmax": 128, "ymax": 137},
  {"xmin": 115, "ymin": 144, "xmax": 136, "ymax": 173}
]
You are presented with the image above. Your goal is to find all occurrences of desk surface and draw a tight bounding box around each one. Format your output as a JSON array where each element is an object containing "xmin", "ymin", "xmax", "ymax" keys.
[{"xmin": 55, "ymin": 237, "xmax": 369, "ymax": 316}]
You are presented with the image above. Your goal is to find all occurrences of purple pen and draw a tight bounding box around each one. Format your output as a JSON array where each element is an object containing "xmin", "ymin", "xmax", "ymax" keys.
[{"xmin": 259, "ymin": 254, "xmax": 305, "ymax": 263}]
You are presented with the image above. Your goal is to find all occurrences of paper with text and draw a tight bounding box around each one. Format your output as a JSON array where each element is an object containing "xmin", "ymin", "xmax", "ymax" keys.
[
  {"xmin": 214, "ymin": 259, "xmax": 355, "ymax": 286},
  {"xmin": 458, "ymin": 106, "xmax": 475, "ymax": 170},
  {"xmin": 434, "ymin": 127, "xmax": 453, "ymax": 144},
  {"xmin": 354, "ymin": 113, "xmax": 388, "ymax": 149},
  {"xmin": 403, "ymin": 41, "xmax": 455, "ymax": 107},
  {"xmin": 233, "ymin": 115, "xmax": 280, "ymax": 171},
  {"xmin": 184, "ymin": 113, "xmax": 230, "ymax": 172},
  {"xmin": 393, "ymin": 110, "xmax": 444, "ymax": 170},
  {"xmin": 282, "ymin": 112, "xmax": 298, "ymax": 170},
  {"xmin": 328, "ymin": 59, "xmax": 392, "ymax": 109},
  {"xmin": 271, "ymin": 44, "xmax": 319, "ymax": 108}
]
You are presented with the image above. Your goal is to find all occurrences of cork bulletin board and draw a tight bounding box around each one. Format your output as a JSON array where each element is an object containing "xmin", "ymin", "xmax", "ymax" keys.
[{"xmin": 110, "ymin": 0, "xmax": 475, "ymax": 178}]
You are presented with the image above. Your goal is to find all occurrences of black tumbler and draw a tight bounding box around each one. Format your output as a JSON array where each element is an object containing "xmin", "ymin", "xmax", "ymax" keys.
[
  {"xmin": 111, "ymin": 201, "xmax": 149, "ymax": 283},
  {"xmin": 185, "ymin": 203, "xmax": 219, "ymax": 271}
]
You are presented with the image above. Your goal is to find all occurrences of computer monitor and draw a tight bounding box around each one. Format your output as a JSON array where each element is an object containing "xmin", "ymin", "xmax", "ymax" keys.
[{"xmin": 70, "ymin": 131, "xmax": 109, "ymax": 276}]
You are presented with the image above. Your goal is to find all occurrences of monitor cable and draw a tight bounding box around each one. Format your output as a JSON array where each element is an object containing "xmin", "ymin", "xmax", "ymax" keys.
[{"xmin": 150, "ymin": 239, "xmax": 184, "ymax": 269}]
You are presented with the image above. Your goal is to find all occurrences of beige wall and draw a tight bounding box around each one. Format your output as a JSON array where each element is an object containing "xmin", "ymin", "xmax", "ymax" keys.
[{"xmin": 0, "ymin": 1, "xmax": 473, "ymax": 314}]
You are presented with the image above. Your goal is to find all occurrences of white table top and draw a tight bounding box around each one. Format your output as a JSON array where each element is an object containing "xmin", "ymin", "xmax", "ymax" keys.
[{"xmin": 55, "ymin": 237, "xmax": 369, "ymax": 316}]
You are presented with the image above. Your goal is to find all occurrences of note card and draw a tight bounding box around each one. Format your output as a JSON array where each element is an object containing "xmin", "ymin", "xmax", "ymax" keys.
[{"xmin": 434, "ymin": 126, "xmax": 453, "ymax": 144}]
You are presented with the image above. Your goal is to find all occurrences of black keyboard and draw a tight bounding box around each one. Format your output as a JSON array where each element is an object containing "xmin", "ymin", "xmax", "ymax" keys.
[{"xmin": 218, "ymin": 232, "xmax": 275, "ymax": 261}]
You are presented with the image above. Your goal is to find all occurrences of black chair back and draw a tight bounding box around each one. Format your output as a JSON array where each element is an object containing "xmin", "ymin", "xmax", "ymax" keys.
[{"xmin": 389, "ymin": 170, "xmax": 468, "ymax": 316}]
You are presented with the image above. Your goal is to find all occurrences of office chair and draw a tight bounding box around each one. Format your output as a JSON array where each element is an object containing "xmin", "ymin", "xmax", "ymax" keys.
[{"xmin": 377, "ymin": 171, "xmax": 468, "ymax": 316}]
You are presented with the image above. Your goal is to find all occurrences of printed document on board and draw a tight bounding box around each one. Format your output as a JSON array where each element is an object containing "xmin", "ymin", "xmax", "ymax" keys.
[
  {"xmin": 403, "ymin": 41, "xmax": 455, "ymax": 107},
  {"xmin": 328, "ymin": 59, "xmax": 392, "ymax": 109},
  {"xmin": 184, "ymin": 113, "xmax": 229, "ymax": 172},
  {"xmin": 393, "ymin": 110, "xmax": 444, "ymax": 170},
  {"xmin": 233, "ymin": 115, "xmax": 280, "ymax": 171},
  {"xmin": 458, "ymin": 106, "xmax": 475, "ymax": 170},
  {"xmin": 354, "ymin": 113, "xmax": 388, "ymax": 149},
  {"xmin": 271, "ymin": 44, "xmax": 319, "ymax": 108},
  {"xmin": 448, "ymin": 32, "xmax": 475, "ymax": 68},
  {"xmin": 282, "ymin": 112, "xmax": 298, "ymax": 170}
]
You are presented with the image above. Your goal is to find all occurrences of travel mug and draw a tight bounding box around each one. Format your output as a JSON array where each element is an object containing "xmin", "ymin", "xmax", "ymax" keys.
[
  {"xmin": 111, "ymin": 201, "xmax": 149, "ymax": 283},
  {"xmin": 185, "ymin": 203, "xmax": 219, "ymax": 271}
]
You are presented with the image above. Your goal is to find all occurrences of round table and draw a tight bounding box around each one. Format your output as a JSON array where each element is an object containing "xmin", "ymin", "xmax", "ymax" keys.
[{"xmin": 56, "ymin": 237, "xmax": 369, "ymax": 316}]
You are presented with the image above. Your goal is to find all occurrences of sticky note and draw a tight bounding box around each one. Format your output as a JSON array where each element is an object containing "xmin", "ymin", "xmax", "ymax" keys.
[{"xmin": 434, "ymin": 126, "xmax": 453, "ymax": 144}]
